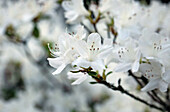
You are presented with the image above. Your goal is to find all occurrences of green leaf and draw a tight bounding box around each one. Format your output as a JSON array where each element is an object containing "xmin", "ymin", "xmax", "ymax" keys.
[
  {"xmin": 70, "ymin": 70, "xmax": 80, "ymax": 73},
  {"xmin": 89, "ymin": 82, "xmax": 98, "ymax": 84},
  {"xmin": 106, "ymin": 71, "xmax": 112, "ymax": 76},
  {"xmin": 88, "ymin": 71, "xmax": 97, "ymax": 76}
]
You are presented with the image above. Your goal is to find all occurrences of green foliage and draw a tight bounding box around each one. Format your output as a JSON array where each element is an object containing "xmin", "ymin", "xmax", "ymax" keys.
[
  {"xmin": 1, "ymin": 88, "xmax": 16, "ymax": 101},
  {"xmin": 4, "ymin": 24, "xmax": 21, "ymax": 42}
]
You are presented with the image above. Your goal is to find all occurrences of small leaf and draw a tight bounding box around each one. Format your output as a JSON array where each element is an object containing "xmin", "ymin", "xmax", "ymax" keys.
[
  {"xmin": 88, "ymin": 71, "xmax": 97, "ymax": 76},
  {"xmin": 102, "ymin": 69, "xmax": 106, "ymax": 80},
  {"xmin": 89, "ymin": 82, "xmax": 98, "ymax": 84},
  {"xmin": 106, "ymin": 71, "xmax": 112, "ymax": 76},
  {"xmin": 118, "ymin": 78, "xmax": 121, "ymax": 85},
  {"xmin": 70, "ymin": 70, "xmax": 80, "ymax": 73}
]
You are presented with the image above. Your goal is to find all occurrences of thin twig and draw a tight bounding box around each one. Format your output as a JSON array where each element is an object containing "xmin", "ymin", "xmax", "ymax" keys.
[
  {"xmin": 107, "ymin": 25, "xmax": 111, "ymax": 39},
  {"xmin": 80, "ymin": 22, "xmax": 92, "ymax": 34},
  {"xmin": 93, "ymin": 23, "xmax": 103, "ymax": 44},
  {"xmin": 110, "ymin": 27, "xmax": 118, "ymax": 43}
]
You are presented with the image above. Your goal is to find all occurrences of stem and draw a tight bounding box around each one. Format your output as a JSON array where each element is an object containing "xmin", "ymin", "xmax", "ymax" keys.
[
  {"xmin": 107, "ymin": 25, "xmax": 111, "ymax": 39},
  {"xmin": 110, "ymin": 27, "xmax": 117, "ymax": 43},
  {"xmin": 93, "ymin": 23, "xmax": 103, "ymax": 44},
  {"xmin": 80, "ymin": 22, "xmax": 92, "ymax": 34},
  {"xmin": 88, "ymin": 10, "xmax": 104, "ymax": 44}
]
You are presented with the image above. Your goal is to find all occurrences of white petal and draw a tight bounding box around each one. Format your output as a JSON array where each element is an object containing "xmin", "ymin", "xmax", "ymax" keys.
[
  {"xmin": 87, "ymin": 33, "xmax": 101, "ymax": 48},
  {"xmin": 141, "ymin": 78, "xmax": 160, "ymax": 92},
  {"xmin": 103, "ymin": 38, "xmax": 113, "ymax": 47},
  {"xmin": 73, "ymin": 58, "xmax": 105, "ymax": 71},
  {"xmin": 162, "ymin": 44, "xmax": 170, "ymax": 50},
  {"xmin": 62, "ymin": 1, "xmax": 72, "ymax": 11},
  {"xmin": 52, "ymin": 64, "xmax": 67, "ymax": 75},
  {"xmin": 135, "ymin": 48, "xmax": 141, "ymax": 60},
  {"xmin": 146, "ymin": 57, "xmax": 155, "ymax": 60},
  {"xmin": 132, "ymin": 60, "xmax": 139, "ymax": 73},
  {"xmin": 75, "ymin": 40, "xmax": 88, "ymax": 57},
  {"xmin": 99, "ymin": 47, "xmax": 113, "ymax": 59},
  {"xmin": 71, "ymin": 74, "xmax": 87, "ymax": 85},
  {"xmin": 65, "ymin": 12, "xmax": 79, "ymax": 23},
  {"xmin": 91, "ymin": 59, "xmax": 105, "ymax": 71},
  {"xmin": 72, "ymin": 58, "xmax": 90, "ymax": 68},
  {"xmin": 75, "ymin": 25, "xmax": 86, "ymax": 40},
  {"xmin": 139, "ymin": 59, "xmax": 162, "ymax": 80},
  {"xmin": 159, "ymin": 80, "xmax": 168, "ymax": 92},
  {"xmin": 162, "ymin": 70, "xmax": 170, "ymax": 83},
  {"xmin": 114, "ymin": 63, "xmax": 131, "ymax": 72},
  {"xmin": 47, "ymin": 57, "xmax": 64, "ymax": 68},
  {"xmin": 67, "ymin": 72, "xmax": 84, "ymax": 79},
  {"xmin": 104, "ymin": 52, "xmax": 120, "ymax": 65}
]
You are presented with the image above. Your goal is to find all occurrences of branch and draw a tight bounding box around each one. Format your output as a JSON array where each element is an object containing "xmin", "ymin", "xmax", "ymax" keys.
[
  {"xmin": 128, "ymin": 70, "xmax": 167, "ymax": 109},
  {"xmin": 109, "ymin": 26, "xmax": 117, "ymax": 44},
  {"xmin": 92, "ymin": 76, "xmax": 165, "ymax": 112}
]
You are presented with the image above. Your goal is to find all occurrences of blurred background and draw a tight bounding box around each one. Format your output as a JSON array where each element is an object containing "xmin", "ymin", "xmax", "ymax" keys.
[{"xmin": 0, "ymin": 0, "xmax": 169, "ymax": 112}]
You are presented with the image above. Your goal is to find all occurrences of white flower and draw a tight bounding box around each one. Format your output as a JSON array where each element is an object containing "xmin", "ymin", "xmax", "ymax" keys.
[
  {"xmin": 159, "ymin": 49, "xmax": 170, "ymax": 87},
  {"xmin": 104, "ymin": 1, "xmax": 141, "ymax": 31},
  {"xmin": 112, "ymin": 39, "xmax": 141, "ymax": 73},
  {"xmin": 47, "ymin": 25, "xmax": 87, "ymax": 75},
  {"xmin": 62, "ymin": 0, "xmax": 89, "ymax": 24},
  {"xmin": 139, "ymin": 1, "xmax": 168, "ymax": 31},
  {"xmin": 139, "ymin": 29, "xmax": 170, "ymax": 60},
  {"xmin": 47, "ymin": 33, "xmax": 78, "ymax": 75},
  {"xmin": 139, "ymin": 59, "xmax": 170, "ymax": 92},
  {"xmin": 73, "ymin": 33, "xmax": 111, "ymax": 71}
]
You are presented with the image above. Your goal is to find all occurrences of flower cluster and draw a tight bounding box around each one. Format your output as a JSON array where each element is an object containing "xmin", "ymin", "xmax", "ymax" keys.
[
  {"xmin": 2, "ymin": 0, "xmax": 170, "ymax": 111},
  {"xmin": 48, "ymin": 0, "xmax": 170, "ymax": 93}
]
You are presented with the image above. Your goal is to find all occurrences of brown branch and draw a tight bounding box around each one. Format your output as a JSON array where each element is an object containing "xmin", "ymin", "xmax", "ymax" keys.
[
  {"xmin": 92, "ymin": 76, "xmax": 165, "ymax": 112},
  {"xmin": 128, "ymin": 70, "xmax": 167, "ymax": 110}
]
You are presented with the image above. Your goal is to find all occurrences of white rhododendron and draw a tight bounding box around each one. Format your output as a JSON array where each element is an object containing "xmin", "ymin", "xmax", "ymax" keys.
[
  {"xmin": 112, "ymin": 39, "xmax": 141, "ymax": 73},
  {"xmin": 73, "ymin": 33, "xmax": 110, "ymax": 71},
  {"xmin": 1, "ymin": 0, "xmax": 170, "ymax": 111},
  {"xmin": 139, "ymin": 59, "xmax": 170, "ymax": 92},
  {"xmin": 62, "ymin": 0, "xmax": 89, "ymax": 23},
  {"xmin": 47, "ymin": 0, "xmax": 170, "ymax": 93},
  {"xmin": 48, "ymin": 25, "xmax": 170, "ymax": 91}
]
